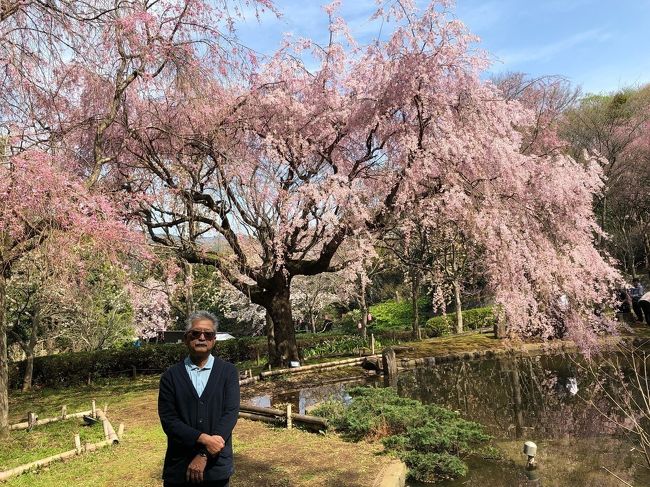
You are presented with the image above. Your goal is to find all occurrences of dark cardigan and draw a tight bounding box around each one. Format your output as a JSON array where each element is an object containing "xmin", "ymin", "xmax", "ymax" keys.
[{"xmin": 158, "ymin": 356, "xmax": 240, "ymax": 483}]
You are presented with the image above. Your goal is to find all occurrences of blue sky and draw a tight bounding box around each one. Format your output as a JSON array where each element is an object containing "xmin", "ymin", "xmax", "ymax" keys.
[{"xmin": 235, "ymin": 0, "xmax": 650, "ymax": 95}]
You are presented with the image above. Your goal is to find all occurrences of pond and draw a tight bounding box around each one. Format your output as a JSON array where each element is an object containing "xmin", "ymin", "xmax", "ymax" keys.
[
  {"xmin": 399, "ymin": 352, "xmax": 650, "ymax": 486},
  {"xmin": 250, "ymin": 351, "xmax": 650, "ymax": 486},
  {"xmin": 249, "ymin": 375, "xmax": 379, "ymax": 414}
]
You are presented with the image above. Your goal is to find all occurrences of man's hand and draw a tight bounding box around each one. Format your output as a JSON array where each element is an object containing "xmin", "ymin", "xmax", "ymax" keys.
[
  {"xmin": 198, "ymin": 433, "xmax": 225, "ymax": 456},
  {"xmin": 186, "ymin": 454, "xmax": 207, "ymax": 484}
]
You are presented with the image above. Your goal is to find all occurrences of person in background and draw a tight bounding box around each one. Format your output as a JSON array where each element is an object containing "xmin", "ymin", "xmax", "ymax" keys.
[
  {"xmin": 617, "ymin": 287, "xmax": 632, "ymax": 314},
  {"xmin": 639, "ymin": 291, "xmax": 650, "ymax": 325},
  {"xmin": 158, "ymin": 311, "xmax": 240, "ymax": 486},
  {"xmin": 630, "ymin": 279, "xmax": 646, "ymax": 322}
]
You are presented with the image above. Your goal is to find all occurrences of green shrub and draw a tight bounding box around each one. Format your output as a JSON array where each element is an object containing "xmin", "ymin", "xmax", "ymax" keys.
[
  {"xmin": 400, "ymin": 451, "xmax": 468, "ymax": 482},
  {"xmin": 375, "ymin": 329, "xmax": 431, "ymax": 343},
  {"xmin": 426, "ymin": 316, "xmax": 452, "ymax": 337},
  {"xmin": 426, "ymin": 306, "xmax": 495, "ymax": 335},
  {"xmin": 302, "ymin": 336, "xmax": 371, "ymax": 359},
  {"xmin": 368, "ymin": 298, "xmax": 430, "ymax": 332},
  {"xmin": 461, "ymin": 306, "xmax": 497, "ymax": 330},
  {"xmin": 9, "ymin": 332, "xmax": 372, "ymax": 388},
  {"xmin": 312, "ymin": 386, "xmax": 491, "ymax": 483},
  {"xmin": 335, "ymin": 310, "xmax": 362, "ymax": 334}
]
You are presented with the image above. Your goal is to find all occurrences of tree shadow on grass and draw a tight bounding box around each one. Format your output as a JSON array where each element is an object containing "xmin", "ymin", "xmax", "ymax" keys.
[
  {"xmin": 9, "ymin": 376, "xmax": 161, "ymax": 421},
  {"xmin": 230, "ymin": 451, "xmax": 375, "ymax": 487}
]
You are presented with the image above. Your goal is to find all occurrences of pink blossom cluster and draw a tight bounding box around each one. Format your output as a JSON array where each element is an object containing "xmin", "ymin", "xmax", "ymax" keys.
[{"xmin": 132, "ymin": 278, "xmax": 172, "ymax": 340}]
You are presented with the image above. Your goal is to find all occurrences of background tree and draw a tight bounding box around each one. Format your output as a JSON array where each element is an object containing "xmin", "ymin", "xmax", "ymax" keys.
[
  {"xmin": 214, "ymin": 283, "xmax": 266, "ymax": 337},
  {"xmin": 6, "ymin": 244, "xmax": 77, "ymax": 391},
  {"xmin": 291, "ymin": 274, "xmax": 340, "ymax": 333},
  {"xmin": 382, "ymin": 220, "xmax": 432, "ymax": 340},
  {"xmin": 561, "ymin": 85, "xmax": 650, "ymax": 275},
  {"xmin": 425, "ymin": 221, "xmax": 481, "ymax": 335},
  {"xmin": 131, "ymin": 276, "xmax": 173, "ymax": 341},
  {"xmin": 331, "ymin": 240, "xmax": 388, "ymax": 339},
  {"xmin": 383, "ymin": 211, "xmax": 481, "ymax": 336},
  {"xmin": 0, "ymin": 151, "xmax": 136, "ymax": 437},
  {"xmin": 61, "ymin": 257, "xmax": 135, "ymax": 352}
]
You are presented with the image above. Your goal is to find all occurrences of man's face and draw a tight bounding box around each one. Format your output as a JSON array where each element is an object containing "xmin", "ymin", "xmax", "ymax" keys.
[{"xmin": 184, "ymin": 319, "xmax": 217, "ymax": 355}]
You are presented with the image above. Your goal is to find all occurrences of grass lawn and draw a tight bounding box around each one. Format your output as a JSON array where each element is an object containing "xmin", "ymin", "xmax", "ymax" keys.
[
  {"xmin": 6, "ymin": 375, "xmax": 389, "ymax": 487},
  {"xmin": 0, "ymin": 419, "xmax": 105, "ymax": 471}
]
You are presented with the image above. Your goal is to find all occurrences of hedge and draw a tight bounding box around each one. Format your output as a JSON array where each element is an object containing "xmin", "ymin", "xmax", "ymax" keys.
[
  {"xmin": 9, "ymin": 343, "xmax": 187, "ymax": 389},
  {"xmin": 9, "ymin": 332, "xmax": 363, "ymax": 389},
  {"xmin": 368, "ymin": 298, "xmax": 431, "ymax": 332},
  {"xmin": 425, "ymin": 306, "xmax": 496, "ymax": 336}
]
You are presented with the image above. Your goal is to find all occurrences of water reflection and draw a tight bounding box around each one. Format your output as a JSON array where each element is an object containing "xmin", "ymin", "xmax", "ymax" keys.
[
  {"xmin": 398, "ymin": 353, "xmax": 623, "ymax": 440},
  {"xmin": 248, "ymin": 376, "xmax": 377, "ymax": 414},
  {"xmin": 398, "ymin": 352, "xmax": 650, "ymax": 486}
]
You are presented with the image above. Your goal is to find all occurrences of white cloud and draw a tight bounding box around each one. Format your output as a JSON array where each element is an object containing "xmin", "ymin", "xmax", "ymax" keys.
[
  {"xmin": 495, "ymin": 28, "xmax": 612, "ymax": 66},
  {"xmin": 455, "ymin": 0, "xmax": 508, "ymax": 32}
]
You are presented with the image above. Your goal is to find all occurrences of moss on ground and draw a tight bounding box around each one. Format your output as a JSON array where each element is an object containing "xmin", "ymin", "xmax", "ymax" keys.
[{"xmin": 397, "ymin": 332, "xmax": 504, "ymax": 358}]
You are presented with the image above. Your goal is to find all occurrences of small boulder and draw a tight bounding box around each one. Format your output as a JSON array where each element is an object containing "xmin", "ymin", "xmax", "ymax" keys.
[{"xmin": 362, "ymin": 356, "xmax": 382, "ymax": 372}]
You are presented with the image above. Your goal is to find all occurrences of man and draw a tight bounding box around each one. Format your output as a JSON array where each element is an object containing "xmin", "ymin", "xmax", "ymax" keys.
[
  {"xmin": 630, "ymin": 279, "xmax": 646, "ymax": 322},
  {"xmin": 639, "ymin": 291, "xmax": 650, "ymax": 325},
  {"xmin": 159, "ymin": 311, "xmax": 240, "ymax": 486}
]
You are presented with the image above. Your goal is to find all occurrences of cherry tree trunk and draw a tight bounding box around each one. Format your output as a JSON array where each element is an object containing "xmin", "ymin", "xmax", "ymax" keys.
[
  {"xmin": 453, "ymin": 279, "xmax": 464, "ymax": 334},
  {"xmin": 22, "ymin": 352, "xmax": 34, "ymax": 393},
  {"xmin": 21, "ymin": 312, "xmax": 39, "ymax": 392},
  {"xmin": 411, "ymin": 277, "xmax": 421, "ymax": 340},
  {"xmin": 264, "ymin": 311, "xmax": 279, "ymax": 367},
  {"xmin": 645, "ymin": 232, "xmax": 650, "ymax": 277},
  {"xmin": 267, "ymin": 290, "xmax": 300, "ymax": 367},
  {"xmin": 495, "ymin": 320, "xmax": 507, "ymax": 339},
  {"xmin": 359, "ymin": 287, "xmax": 368, "ymax": 340},
  {"xmin": 0, "ymin": 274, "xmax": 8, "ymax": 439}
]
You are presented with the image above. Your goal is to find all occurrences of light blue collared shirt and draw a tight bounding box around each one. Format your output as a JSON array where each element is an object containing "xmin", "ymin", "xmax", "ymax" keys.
[{"xmin": 184, "ymin": 354, "xmax": 214, "ymax": 397}]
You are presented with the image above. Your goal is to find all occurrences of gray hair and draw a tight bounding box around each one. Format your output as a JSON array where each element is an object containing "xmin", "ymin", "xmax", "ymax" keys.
[{"xmin": 185, "ymin": 311, "xmax": 219, "ymax": 332}]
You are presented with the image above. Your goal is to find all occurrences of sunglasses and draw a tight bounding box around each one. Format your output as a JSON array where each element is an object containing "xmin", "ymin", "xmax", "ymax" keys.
[{"xmin": 185, "ymin": 330, "xmax": 217, "ymax": 340}]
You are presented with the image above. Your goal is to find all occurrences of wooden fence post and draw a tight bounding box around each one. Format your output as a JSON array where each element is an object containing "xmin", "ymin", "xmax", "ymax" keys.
[
  {"xmin": 286, "ymin": 404, "xmax": 292, "ymax": 430},
  {"xmin": 91, "ymin": 400, "xmax": 96, "ymax": 419},
  {"xmin": 102, "ymin": 418, "xmax": 110, "ymax": 440},
  {"xmin": 382, "ymin": 348, "xmax": 397, "ymax": 387},
  {"xmin": 27, "ymin": 412, "xmax": 37, "ymax": 430},
  {"xmin": 61, "ymin": 405, "xmax": 67, "ymax": 420},
  {"xmin": 371, "ymin": 334, "xmax": 375, "ymax": 355},
  {"xmin": 74, "ymin": 434, "xmax": 81, "ymax": 454}
]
